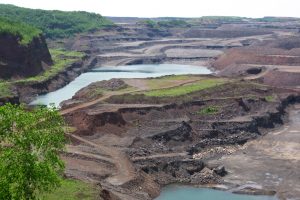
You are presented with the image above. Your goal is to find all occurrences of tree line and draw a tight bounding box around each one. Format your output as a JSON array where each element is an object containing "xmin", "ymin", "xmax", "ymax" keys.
[{"xmin": 0, "ymin": 4, "xmax": 114, "ymax": 39}]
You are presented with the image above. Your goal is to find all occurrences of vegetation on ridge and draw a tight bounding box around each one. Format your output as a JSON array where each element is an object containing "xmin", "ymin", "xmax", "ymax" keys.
[
  {"xmin": 0, "ymin": 4, "xmax": 114, "ymax": 39},
  {"xmin": 144, "ymin": 78, "xmax": 226, "ymax": 97},
  {"xmin": 138, "ymin": 19, "xmax": 191, "ymax": 28},
  {"xmin": 0, "ymin": 17, "xmax": 41, "ymax": 45}
]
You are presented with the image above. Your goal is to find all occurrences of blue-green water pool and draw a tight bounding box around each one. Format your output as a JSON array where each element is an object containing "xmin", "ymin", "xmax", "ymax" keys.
[
  {"xmin": 30, "ymin": 64, "xmax": 211, "ymax": 106},
  {"xmin": 155, "ymin": 186, "xmax": 276, "ymax": 200}
]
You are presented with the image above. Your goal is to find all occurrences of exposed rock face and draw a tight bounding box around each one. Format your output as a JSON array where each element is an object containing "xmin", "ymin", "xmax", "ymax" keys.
[
  {"xmin": 190, "ymin": 167, "xmax": 221, "ymax": 184},
  {"xmin": 151, "ymin": 122, "xmax": 192, "ymax": 143},
  {"xmin": 0, "ymin": 33, "xmax": 53, "ymax": 79}
]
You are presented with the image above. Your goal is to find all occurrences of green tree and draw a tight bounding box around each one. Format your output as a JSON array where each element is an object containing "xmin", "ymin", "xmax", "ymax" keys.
[{"xmin": 0, "ymin": 104, "xmax": 66, "ymax": 200}]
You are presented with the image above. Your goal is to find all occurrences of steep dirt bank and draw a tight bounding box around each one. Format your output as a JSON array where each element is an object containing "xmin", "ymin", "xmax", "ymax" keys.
[
  {"xmin": 0, "ymin": 33, "xmax": 52, "ymax": 79},
  {"xmin": 211, "ymin": 38, "xmax": 300, "ymax": 89}
]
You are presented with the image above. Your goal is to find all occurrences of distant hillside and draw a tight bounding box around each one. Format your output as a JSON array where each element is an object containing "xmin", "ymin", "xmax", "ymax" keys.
[
  {"xmin": 256, "ymin": 17, "xmax": 300, "ymax": 22},
  {"xmin": 188, "ymin": 16, "xmax": 248, "ymax": 25},
  {"xmin": 0, "ymin": 4, "xmax": 114, "ymax": 39},
  {"xmin": 107, "ymin": 16, "xmax": 190, "ymax": 24},
  {"xmin": 0, "ymin": 17, "xmax": 41, "ymax": 45},
  {"xmin": 137, "ymin": 19, "xmax": 191, "ymax": 28}
]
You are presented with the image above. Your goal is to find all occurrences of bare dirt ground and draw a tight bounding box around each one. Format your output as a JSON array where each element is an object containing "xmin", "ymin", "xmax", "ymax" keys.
[
  {"xmin": 208, "ymin": 104, "xmax": 300, "ymax": 200},
  {"xmin": 69, "ymin": 134, "xmax": 136, "ymax": 186}
]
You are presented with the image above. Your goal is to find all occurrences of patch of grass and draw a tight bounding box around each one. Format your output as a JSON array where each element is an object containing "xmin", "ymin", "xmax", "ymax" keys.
[
  {"xmin": 197, "ymin": 106, "xmax": 219, "ymax": 115},
  {"xmin": 17, "ymin": 49, "xmax": 85, "ymax": 84},
  {"xmin": 146, "ymin": 75, "xmax": 196, "ymax": 89},
  {"xmin": 0, "ymin": 82, "xmax": 13, "ymax": 97},
  {"xmin": 265, "ymin": 94, "xmax": 277, "ymax": 102},
  {"xmin": 144, "ymin": 78, "xmax": 226, "ymax": 97},
  {"xmin": 86, "ymin": 88, "xmax": 104, "ymax": 100},
  {"xmin": 41, "ymin": 179, "xmax": 98, "ymax": 200}
]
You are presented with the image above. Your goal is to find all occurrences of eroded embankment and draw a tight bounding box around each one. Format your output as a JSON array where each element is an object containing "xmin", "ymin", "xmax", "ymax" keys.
[{"xmin": 0, "ymin": 55, "xmax": 99, "ymax": 105}]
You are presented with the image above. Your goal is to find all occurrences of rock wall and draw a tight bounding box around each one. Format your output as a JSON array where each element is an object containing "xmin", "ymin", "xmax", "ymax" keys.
[{"xmin": 0, "ymin": 33, "xmax": 53, "ymax": 79}]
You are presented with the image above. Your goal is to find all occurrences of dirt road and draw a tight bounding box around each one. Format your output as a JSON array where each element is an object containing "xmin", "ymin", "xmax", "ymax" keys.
[{"xmin": 68, "ymin": 134, "xmax": 136, "ymax": 186}]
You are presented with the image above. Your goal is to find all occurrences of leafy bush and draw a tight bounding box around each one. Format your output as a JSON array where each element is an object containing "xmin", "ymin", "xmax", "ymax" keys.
[
  {"xmin": 0, "ymin": 104, "xmax": 66, "ymax": 200},
  {"xmin": 137, "ymin": 20, "xmax": 159, "ymax": 28},
  {"xmin": 0, "ymin": 4, "xmax": 114, "ymax": 39},
  {"xmin": 0, "ymin": 17, "xmax": 41, "ymax": 45}
]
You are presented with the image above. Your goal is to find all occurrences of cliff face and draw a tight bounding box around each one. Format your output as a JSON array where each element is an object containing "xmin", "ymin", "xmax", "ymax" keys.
[{"xmin": 0, "ymin": 33, "xmax": 53, "ymax": 79}]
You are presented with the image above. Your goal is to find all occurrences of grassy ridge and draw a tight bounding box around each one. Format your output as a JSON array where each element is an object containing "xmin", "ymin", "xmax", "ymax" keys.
[
  {"xmin": 144, "ymin": 78, "xmax": 226, "ymax": 97},
  {"xmin": 0, "ymin": 17, "xmax": 41, "ymax": 45},
  {"xmin": 0, "ymin": 4, "xmax": 114, "ymax": 39}
]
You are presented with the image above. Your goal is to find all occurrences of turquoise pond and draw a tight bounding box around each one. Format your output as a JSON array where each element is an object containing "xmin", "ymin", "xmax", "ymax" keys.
[
  {"xmin": 30, "ymin": 64, "xmax": 211, "ymax": 106},
  {"xmin": 155, "ymin": 186, "xmax": 277, "ymax": 200}
]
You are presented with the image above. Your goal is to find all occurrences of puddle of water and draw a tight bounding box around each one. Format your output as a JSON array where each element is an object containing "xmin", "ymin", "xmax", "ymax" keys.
[
  {"xmin": 30, "ymin": 64, "xmax": 211, "ymax": 106},
  {"xmin": 155, "ymin": 186, "xmax": 277, "ymax": 200}
]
